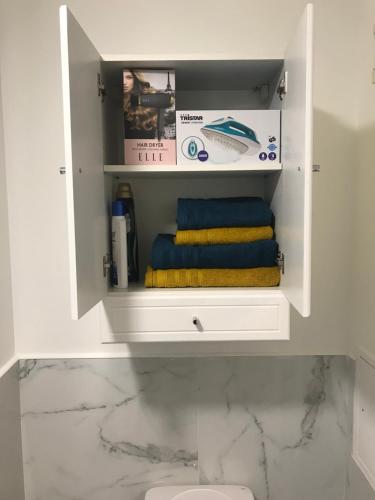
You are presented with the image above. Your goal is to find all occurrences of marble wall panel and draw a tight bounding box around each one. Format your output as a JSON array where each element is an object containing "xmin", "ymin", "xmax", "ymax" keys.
[{"xmin": 20, "ymin": 357, "xmax": 353, "ymax": 500}]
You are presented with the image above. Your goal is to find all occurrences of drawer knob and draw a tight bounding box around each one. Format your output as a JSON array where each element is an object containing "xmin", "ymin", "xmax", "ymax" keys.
[{"xmin": 192, "ymin": 316, "xmax": 203, "ymax": 331}]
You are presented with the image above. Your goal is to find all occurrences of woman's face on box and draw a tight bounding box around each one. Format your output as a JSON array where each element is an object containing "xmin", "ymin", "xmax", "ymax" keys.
[{"xmin": 123, "ymin": 71, "xmax": 134, "ymax": 93}]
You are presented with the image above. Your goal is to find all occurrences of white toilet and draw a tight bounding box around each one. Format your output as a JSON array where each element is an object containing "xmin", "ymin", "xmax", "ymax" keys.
[{"xmin": 145, "ymin": 485, "xmax": 255, "ymax": 500}]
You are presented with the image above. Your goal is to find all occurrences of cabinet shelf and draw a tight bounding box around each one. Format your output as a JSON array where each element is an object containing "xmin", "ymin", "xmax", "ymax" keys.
[
  {"xmin": 107, "ymin": 284, "xmax": 282, "ymax": 297},
  {"xmin": 104, "ymin": 163, "xmax": 282, "ymax": 175}
]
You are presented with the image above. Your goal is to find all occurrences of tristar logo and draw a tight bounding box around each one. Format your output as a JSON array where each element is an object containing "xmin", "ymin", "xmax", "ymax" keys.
[{"xmin": 180, "ymin": 113, "xmax": 203, "ymax": 122}]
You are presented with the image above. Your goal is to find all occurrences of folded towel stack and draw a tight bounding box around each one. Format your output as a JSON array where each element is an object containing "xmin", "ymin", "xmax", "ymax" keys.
[
  {"xmin": 145, "ymin": 197, "xmax": 280, "ymax": 288},
  {"xmin": 145, "ymin": 267, "xmax": 280, "ymax": 288},
  {"xmin": 174, "ymin": 226, "xmax": 274, "ymax": 245}
]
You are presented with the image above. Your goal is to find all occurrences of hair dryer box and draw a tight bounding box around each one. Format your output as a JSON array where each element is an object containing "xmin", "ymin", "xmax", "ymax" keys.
[
  {"xmin": 176, "ymin": 110, "xmax": 280, "ymax": 166},
  {"xmin": 123, "ymin": 69, "xmax": 176, "ymax": 165}
]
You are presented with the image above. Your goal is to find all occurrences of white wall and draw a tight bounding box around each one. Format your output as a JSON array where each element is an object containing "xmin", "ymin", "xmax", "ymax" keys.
[
  {"xmin": 0, "ymin": 74, "xmax": 15, "ymax": 371},
  {"xmin": 352, "ymin": 0, "xmax": 375, "ymax": 358},
  {"xmin": 0, "ymin": 0, "xmax": 361, "ymax": 357},
  {"xmin": 349, "ymin": 3, "xmax": 375, "ymax": 494}
]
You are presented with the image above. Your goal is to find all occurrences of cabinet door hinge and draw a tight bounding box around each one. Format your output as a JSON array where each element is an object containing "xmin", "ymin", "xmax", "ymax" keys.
[
  {"xmin": 277, "ymin": 71, "xmax": 288, "ymax": 101},
  {"xmin": 103, "ymin": 254, "xmax": 111, "ymax": 277},
  {"xmin": 97, "ymin": 73, "xmax": 106, "ymax": 102},
  {"xmin": 277, "ymin": 252, "xmax": 285, "ymax": 274}
]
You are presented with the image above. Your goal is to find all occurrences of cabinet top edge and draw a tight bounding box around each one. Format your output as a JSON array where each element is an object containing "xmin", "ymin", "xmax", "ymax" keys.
[{"xmin": 101, "ymin": 53, "xmax": 284, "ymax": 62}]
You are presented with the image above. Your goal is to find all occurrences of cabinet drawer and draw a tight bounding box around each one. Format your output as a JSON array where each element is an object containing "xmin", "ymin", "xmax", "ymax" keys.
[{"xmin": 100, "ymin": 291, "xmax": 290, "ymax": 342}]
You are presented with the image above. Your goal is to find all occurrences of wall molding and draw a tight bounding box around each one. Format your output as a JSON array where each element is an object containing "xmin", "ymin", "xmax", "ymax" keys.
[
  {"xmin": 352, "ymin": 348, "xmax": 375, "ymax": 492},
  {"xmin": 1, "ymin": 351, "xmax": 351, "ymax": 379},
  {"xmin": 17, "ymin": 351, "xmax": 348, "ymax": 360},
  {"xmin": 0, "ymin": 355, "xmax": 18, "ymax": 379}
]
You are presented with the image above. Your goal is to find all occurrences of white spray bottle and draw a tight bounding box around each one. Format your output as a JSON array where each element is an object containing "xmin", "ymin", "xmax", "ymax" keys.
[{"xmin": 111, "ymin": 200, "xmax": 128, "ymax": 288}]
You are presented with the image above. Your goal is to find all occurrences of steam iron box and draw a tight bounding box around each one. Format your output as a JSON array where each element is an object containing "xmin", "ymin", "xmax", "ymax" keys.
[{"xmin": 176, "ymin": 110, "xmax": 280, "ymax": 166}]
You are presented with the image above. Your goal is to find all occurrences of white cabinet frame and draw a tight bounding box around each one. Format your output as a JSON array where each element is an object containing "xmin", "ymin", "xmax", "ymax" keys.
[{"xmin": 59, "ymin": 4, "xmax": 313, "ymax": 340}]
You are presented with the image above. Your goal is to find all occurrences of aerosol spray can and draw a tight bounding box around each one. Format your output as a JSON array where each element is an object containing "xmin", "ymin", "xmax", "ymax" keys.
[
  {"xmin": 111, "ymin": 201, "xmax": 128, "ymax": 288},
  {"xmin": 116, "ymin": 182, "xmax": 139, "ymax": 282}
]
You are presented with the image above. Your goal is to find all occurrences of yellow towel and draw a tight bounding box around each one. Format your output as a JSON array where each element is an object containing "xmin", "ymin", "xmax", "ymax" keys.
[
  {"xmin": 145, "ymin": 266, "xmax": 280, "ymax": 288},
  {"xmin": 174, "ymin": 226, "xmax": 273, "ymax": 245}
]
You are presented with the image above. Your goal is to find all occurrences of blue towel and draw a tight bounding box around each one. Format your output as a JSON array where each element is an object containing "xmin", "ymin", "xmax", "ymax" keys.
[
  {"xmin": 151, "ymin": 234, "xmax": 278, "ymax": 270},
  {"xmin": 177, "ymin": 197, "xmax": 274, "ymax": 230}
]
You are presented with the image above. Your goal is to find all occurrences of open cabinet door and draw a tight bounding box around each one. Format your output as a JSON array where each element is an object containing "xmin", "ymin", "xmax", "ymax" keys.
[
  {"xmin": 60, "ymin": 6, "xmax": 108, "ymax": 320},
  {"xmin": 271, "ymin": 4, "xmax": 313, "ymax": 317}
]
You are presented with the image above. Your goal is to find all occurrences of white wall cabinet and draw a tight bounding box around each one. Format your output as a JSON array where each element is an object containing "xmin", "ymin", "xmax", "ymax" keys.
[{"xmin": 59, "ymin": 4, "xmax": 313, "ymax": 342}]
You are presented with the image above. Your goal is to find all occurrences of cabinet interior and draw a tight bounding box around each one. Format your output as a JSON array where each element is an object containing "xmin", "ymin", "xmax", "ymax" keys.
[
  {"xmin": 101, "ymin": 59, "xmax": 284, "ymax": 165},
  {"xmin": 102, "ymin": 58, "xmax": 285, "ymax": 292}
]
